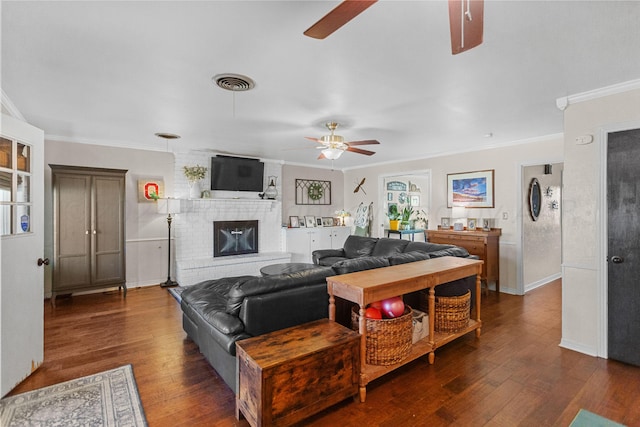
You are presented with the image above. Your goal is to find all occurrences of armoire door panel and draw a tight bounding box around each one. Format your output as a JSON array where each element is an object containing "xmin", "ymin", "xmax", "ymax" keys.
[{"xmin": 93, "ymin": 177, "xmax": 124, "ymax": 253}]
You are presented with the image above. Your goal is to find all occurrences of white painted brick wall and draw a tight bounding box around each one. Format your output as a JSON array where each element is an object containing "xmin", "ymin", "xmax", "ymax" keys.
[{"xmin": 172, "ymin": 151, "xmax": 287, "ymax": 286}]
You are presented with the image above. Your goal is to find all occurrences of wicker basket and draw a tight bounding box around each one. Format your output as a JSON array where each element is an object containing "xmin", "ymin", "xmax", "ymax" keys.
[
  {"xmin": 351, "ymin": 306, "xmax": 413, "ymax": 366},
  {"xmin": 434, "ymin": 291, "xmax": 471, "ymax": 333}
]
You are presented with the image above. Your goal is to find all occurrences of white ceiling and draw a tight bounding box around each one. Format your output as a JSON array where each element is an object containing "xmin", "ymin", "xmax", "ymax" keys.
[{"xmin": 2, "ymin": 1, "xmax": 640, "ymax": 169}]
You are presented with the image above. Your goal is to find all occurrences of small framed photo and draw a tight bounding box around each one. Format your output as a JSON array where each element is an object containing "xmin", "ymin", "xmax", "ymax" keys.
[
  {"xmin": 387, "ymin": 192, "xmax": 393, "ymax": 201},
  {"xmin": 467, "ymin": 218, "xmax": 477, "ymax": 231},
  {"xmin": 441, "ymin": 217, "xmax": 450, "ymax": 228},
  {"xmin": 410, "ymin": 195, "xmax": 420, "ymax": 206},
  {"xmin": 333, "ymin": 217, "xmax": 341, "ymax": 226},
  {"xmin": 322, "ymin": 217, "xmax": 334, "ymax": 227},
  {"xmin": 315, "ymin": 217, "xmax": 323, "ymax": 227},
  {"xmin": 299, "ymin": 216, "xmax": 306, "ymax": 227},
  {"xmin": 289, "ymin": 216, "xmax": 300, "ymax": 228},
  {"xmin": 304, "ymin": 216, "xmax": 315, "ymax": 227}
]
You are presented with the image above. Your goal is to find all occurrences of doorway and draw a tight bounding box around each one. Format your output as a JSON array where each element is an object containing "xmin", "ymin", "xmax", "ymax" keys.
[
  {"xmin": 379, "ymin": 171, "xmax": 430, "ymax": 239},
  {"xmin": 521, "ymin": 163, "xmax": 563, "ymax": 295}
]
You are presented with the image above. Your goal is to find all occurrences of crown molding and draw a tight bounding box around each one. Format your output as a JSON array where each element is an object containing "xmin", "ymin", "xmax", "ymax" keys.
[
  {"xmin": 556, "ymin": 78, "xmax": 640, "ymax": 111},
  {"xmin": 1, "ymin": 89, "xmax": 26, "ymax": 121}
]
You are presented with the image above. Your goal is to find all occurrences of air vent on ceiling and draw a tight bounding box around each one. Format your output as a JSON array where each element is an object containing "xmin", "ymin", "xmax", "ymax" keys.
[{"xmin": 212, "ymin": 73, "xmax": 255, "ymax": 92}]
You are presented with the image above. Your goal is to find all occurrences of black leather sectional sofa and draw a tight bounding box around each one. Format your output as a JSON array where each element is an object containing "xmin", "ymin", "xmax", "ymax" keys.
[{"xmin": 180, "ymin": 235, "xmax": 477, "ymax": 392}]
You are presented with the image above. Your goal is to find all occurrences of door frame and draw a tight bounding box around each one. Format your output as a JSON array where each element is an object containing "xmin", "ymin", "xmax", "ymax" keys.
[
  {"xmin": 516, "ymin": 160, "xmax": 563, "ymax": 296},
  {"xmin": 377, "ymin": 169, "xmax": 431, "ymax": 238},
  {"xmin": 598, "ymin": 119, "xmax": 640, "ymax": 359}
]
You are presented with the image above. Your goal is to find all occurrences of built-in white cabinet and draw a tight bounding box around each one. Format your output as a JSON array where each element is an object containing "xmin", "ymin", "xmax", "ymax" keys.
[{"xmin": 285, "ymin": 226, "xmax": 351, "ymax": 263}]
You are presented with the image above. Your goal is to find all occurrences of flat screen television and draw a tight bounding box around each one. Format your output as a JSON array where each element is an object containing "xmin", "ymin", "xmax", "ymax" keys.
[{"xmin": 210, "ymin": 156, "xmax": 264, "ymax": 192}]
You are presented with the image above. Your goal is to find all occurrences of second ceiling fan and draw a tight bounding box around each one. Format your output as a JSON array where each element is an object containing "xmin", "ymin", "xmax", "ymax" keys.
[
  {"xmin": 304, "ymin": 0, "xmax": 484, "ymax": 55},
  {"xmin": 305, "ymin": 122, "xmax": 380, "ymax": 160}
]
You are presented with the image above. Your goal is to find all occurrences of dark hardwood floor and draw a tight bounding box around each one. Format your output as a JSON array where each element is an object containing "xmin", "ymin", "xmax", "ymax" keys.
[{"xmin": 8, "ymin": 280, "xmax": 640, "ymax": 426}]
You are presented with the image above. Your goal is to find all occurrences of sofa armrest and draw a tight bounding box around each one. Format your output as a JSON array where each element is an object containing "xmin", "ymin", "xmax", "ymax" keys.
[{"xmin": 312, "ymin": 248, "xmax": 345, "ymax": 265}]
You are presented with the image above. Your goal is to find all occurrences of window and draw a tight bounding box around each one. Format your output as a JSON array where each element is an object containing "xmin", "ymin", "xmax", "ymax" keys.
[{"xmin": 0, "ymin": 137, "xmax": 32, "ymax": 235}]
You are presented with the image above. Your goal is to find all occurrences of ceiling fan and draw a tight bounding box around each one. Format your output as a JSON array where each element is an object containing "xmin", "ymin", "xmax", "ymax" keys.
[
  {"xmin": 305, "ymin": 122, "xmax": 380, "ymax": 160},
  {"xmin": 304, "ymin": 0, "xmax": 484, "ymax": 55}
]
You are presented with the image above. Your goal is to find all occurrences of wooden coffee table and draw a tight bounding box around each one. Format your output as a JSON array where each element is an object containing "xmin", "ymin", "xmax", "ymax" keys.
[{"xmin": 326, "ymin": 256, "xmax": 483, "ymax": 402}]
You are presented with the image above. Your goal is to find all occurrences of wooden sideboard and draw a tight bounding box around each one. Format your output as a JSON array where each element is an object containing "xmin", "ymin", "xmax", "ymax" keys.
[{"xmin": 426, "ymin": 228, "xmax": 501, "ymax": 294}]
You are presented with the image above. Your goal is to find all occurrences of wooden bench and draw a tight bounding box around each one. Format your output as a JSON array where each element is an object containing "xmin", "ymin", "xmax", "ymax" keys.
[{"xmin": 235, "ymin": 319, "xmax": 360, "ymax": 427}]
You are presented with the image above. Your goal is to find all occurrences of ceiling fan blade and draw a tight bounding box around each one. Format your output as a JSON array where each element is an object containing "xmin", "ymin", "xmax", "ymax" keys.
[
  {"xmin": 304, "ymin": 136, "xmax": 321, "ymax": 143},
  {"xmin": 346, "ymin": 146, "xmax": 376, "ymax": 156},
  {"xmin": 304, "ymin": 0, "xmax": 377, "ymax": 40},
  {"xmin": 448, "ymin": 0, "xmax": 484, "ymax": 55},
  {"xmin": 347, "ymin": 139, "xmax": 380, "ymax": 146},
  {"xmin": 317, "ymin": 152, "xmax": 327, "ymax": 160}
]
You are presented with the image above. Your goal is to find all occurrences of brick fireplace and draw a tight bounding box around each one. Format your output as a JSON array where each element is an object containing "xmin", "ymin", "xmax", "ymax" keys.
[{"xmin": 174, "ymin": 199, "xmax": 290, "ymax": 286}]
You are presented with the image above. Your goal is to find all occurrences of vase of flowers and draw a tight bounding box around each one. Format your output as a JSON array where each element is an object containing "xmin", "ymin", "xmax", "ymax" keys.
[{"xmin": 183, "ymin": 165, "xmax": 207, "ymax": 199}]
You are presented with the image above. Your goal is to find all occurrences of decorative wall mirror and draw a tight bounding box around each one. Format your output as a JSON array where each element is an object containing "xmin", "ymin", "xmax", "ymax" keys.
[{"xmin": 529, "ymin": 177, "xmax": 542, "ymax": 221}]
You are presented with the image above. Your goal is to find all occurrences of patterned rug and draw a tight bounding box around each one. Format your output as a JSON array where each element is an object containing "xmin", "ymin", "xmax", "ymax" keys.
[
  {"xmin": 0, "ymin": 364, "xmax": 147, "ymax": 426},
  {"xmin": 570, "ymin": 409, "xmax": 626, "ymax": 427}
]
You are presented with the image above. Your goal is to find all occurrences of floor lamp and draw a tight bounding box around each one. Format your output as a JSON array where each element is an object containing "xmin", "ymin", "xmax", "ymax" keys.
[{"xmin": 158, "ymin": 198, "xmax": 181, "ymax": 287}]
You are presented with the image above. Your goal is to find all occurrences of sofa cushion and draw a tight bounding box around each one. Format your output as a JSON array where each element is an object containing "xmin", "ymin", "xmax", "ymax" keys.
[
  {"xmin": 317, "ymin": 256, "xmax": 349, "ymax": 266},
  {"xmin": 427, "ymin": 246, "xmax": 470, "ymax": 258},
  {"xmin": 389, "ymin": 251, "xmax": 431, "ymax": 265},
  {"xmin": 404, "ymin": 241, "xmax": 456, "ymax": 253},
  {"xmin": 343, "ymin": 235, "xmax": 378, "ymax": 259},
  {"xmin": 371, "ymin": 238, "xmax": 410, "ymax": 257},
  {"xmin": 225, "ymin": 266, "xmax": 334, "ymax": 316},
  {"xmin": 312, "ymin": 248, "xmax": 345, "ymax": 265},
  {"xmin": 331, "ymin": 256, "xmax": 390, "ymax": 275}
]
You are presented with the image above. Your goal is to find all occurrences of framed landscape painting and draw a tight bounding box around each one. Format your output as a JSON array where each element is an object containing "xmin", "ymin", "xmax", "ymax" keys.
[{"xmin": 447, "ymin": 169, "xmax": 495, "ymax": 208}]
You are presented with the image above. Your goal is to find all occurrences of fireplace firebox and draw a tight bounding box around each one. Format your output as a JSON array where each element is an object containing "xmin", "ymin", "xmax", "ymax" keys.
[{"xmin": 213, "ymin": 220, "xmax": 258, "ymax": 257}]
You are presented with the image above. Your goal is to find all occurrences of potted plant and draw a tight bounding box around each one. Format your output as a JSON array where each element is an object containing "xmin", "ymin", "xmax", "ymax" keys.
[
  {"xmin": 183, "ymin": 165, "xmax": 207, "ymax": 198},
  {"xmin": 400, "ymin": 206, "xmax": 414, "ymax": 230},
  {"xmin": 387, "ymin": 204, "xmax": 401, "ymax": 230}
]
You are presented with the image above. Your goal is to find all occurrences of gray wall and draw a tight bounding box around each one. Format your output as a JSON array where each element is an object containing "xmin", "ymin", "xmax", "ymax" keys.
[{"xmin": 44, "ymin": 140, "xmax": 175, "ymax": 296}]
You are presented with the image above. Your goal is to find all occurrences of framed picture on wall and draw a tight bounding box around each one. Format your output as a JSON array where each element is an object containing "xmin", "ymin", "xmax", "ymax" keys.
[
  {"xmin": 441, "ymin": 217, "xmax": 450, "ymax": 228},
  {"xmin": 315, "ymin": 217, "xmax": 323, "ymax": 227},
  {"xmin": 447, "ymin": 169, "xmax": 495, "ymax": 208}
]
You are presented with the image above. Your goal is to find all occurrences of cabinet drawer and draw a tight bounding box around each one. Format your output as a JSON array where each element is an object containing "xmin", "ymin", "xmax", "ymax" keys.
[{"xmin": 455, "ymin": 241, "xmax": 485, "ymax": 257}]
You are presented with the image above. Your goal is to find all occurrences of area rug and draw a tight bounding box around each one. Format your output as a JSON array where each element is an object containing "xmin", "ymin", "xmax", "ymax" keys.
[
  {"xmin": 168, "ymin": 286, "xmax": 186, "ymax": 304},
  {"xmin": 570, "ymin": 409, "xmax": 626, "ymax": 427},
  {"xmin": 0, "ymin": 364, "xmax": 147, "ymax": 426}
]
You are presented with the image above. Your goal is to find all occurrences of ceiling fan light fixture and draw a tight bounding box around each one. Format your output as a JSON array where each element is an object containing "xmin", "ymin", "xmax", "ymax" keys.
[{"xmin": 322, "ymin": 147, "xmax": 343, "ymax": 160}]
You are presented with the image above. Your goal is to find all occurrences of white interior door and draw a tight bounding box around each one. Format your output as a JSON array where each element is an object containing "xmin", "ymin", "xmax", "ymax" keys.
[{"xmin": 0, "ymin": 114, "xmax": 45, "ymax": 396}]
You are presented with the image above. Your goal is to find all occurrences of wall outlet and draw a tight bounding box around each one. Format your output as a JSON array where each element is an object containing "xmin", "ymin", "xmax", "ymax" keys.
[{"xmin": 502, "ymin": 212, "xmax": 509, "ymax": 220}]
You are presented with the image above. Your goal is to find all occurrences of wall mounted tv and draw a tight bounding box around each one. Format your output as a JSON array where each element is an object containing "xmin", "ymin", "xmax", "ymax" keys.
[{"xmin": 210, "ymin": 156, "xmax": 264, "ymax": 192}]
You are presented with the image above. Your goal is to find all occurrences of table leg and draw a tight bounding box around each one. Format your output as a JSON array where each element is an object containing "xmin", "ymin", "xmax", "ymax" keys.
[
  {"xmin": 358, "ymin": 304, "xmax": 367, "ymax": 402},
  {"xmin": 428, "ymin": 286, "xmax": 435, "ymax": 364},
  {"xmin": 328, "ymin": 284, "xmax": 335, "ymax": 321},
  {"xmin": 475, "ymin": 273, "xmax": 482, "ymax": 337}
]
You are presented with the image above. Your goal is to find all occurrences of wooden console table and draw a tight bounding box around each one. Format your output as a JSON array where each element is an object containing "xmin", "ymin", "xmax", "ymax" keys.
[
  {"xmin": 326, "ymin": 256, "xmax": 483, "ymax": 402},
  {"xmin": 427, "ymin": 228, "xmax": 501, "ymax": 294}
]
